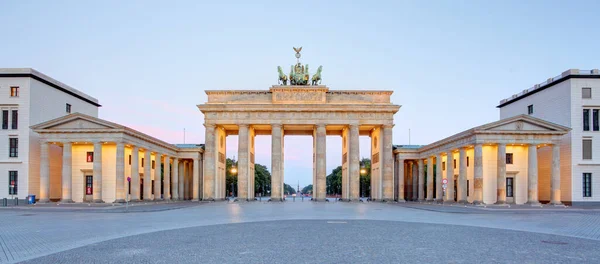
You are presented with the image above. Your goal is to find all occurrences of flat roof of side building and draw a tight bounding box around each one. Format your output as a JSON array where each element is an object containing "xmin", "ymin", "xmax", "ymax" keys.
[
  {"xmin": 497, "ymin": 69, "xmax": 600, "ymax": 108},
  {"xmin": 0, "ymin": 68, "xmax": 101, "ymax": 107}
]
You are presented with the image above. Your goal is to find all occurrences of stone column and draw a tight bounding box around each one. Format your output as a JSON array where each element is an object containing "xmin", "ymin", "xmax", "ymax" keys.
[
  {"xmin": 131, "ymin": 146, "xmax": 140, "ymax": 201},
  {"xmin": 114, "ymin": 142, "xmax": 125, "ymax": 203},
  {"xmin": 397, "ymin": 157, "xmax": 405, "ymax": 202},
  {"xmin": 526, "ymin": 144, "xmax": 540, "ymax": 206},
  {"xmin": 426, "ymin": 156, "xmax": 434, "ymax": 202},
  {"xmin": 155, "ymin": 154, "xmax": 162, "ymax": 200},
  {"xmin": 203, "ymin": 123, "xmax": 216, "ymax": 200},
  {"xmin": 496, "ymin": 143, "xmax": 507, "ymax": 204},
  {"xmin": 316, "ymin": 124, "xmax": 327, "ymax": 201},
  {"xmin": 39, "ymin": 141, "xmax": 50, "ymax": 203},
  {"xmin": 172, "ymin": 158, "xmax": 179, "ymax": 200},
  {"xmin": 458, "ymin": 147, "xmax": 467, "ymax": 203},
  {"xmin": 418, "ymin": 159, "xmax": 424, "ymax": 201},
  {"xmin": 271, "ymin": 123, "xmax": 283, "ymax": 201},
  {"xmin": 237, "ymin": 124, "xmax": 249, "ymax": 200},
  {"xmin": 444, "ymin": 152, "xmax": 454, "ymax": 203},
  {"xmin": 435, "ymin": 153, "xmax": 443, "ymax": 202},
  {"xmin": 551, "ymin": 144, "xmax": 562, "ymax": 205},
  {"xmin": 61, "ymin": 142, "xmax": 73, "ymax": 203},
  {"xmin": 382, "ymin": 125, "xmax": 394, "ymax": 201},
  {"xmin": 473, "ymin": 144, "xmax": 483, "ymax": 204},
  {"xmin": 143, "ymin": 150, "xmax": 152, "ymax": 201},
  {"xmin": 93, "ymin": 142, "xmax": 104, "ymax": 203},
  {"xmin": 412, "ymin": 161, "xmax": 418, "ymax": 201},
  {"xmin": 193, "ymin": 157, "xmax": 200, "ymax": 201},
  {"xmin": 164, "ymin": 156, "xmax": 171, "ymax": 200},
  {"xmin": 181, "ymin": 160, "xmax": 187, "ymax": 200},
  {"xmin": 349, "ymin": 124, "xmax": 360, "ymax": 201}
]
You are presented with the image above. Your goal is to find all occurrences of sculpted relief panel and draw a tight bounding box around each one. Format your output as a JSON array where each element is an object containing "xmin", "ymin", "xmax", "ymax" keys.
[
  {"xmin": 271, "ymin": 89, "xmax": 326, "ymax": 104},
  {"xmin": 205, "ymin": 111, "xmax": 394, "ymax": 124}
]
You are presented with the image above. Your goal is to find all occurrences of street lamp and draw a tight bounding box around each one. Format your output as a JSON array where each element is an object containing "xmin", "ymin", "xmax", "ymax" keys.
[{"xmin": 230, "ymin": 156, "xmax": 237, "ymax": 198}]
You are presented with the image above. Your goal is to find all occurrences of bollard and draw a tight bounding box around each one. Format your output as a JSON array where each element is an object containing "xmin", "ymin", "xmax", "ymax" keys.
[
  {"xmin": 14, "ymin": 197, "xmax": 19, "ymax": 206},
  {"xmin": 293, "ymin": 196, "xmax": 295, "ymax": 202},
  {"xmin": 2, "ymin": 198, "xmax": 6, "ymax": 207}
]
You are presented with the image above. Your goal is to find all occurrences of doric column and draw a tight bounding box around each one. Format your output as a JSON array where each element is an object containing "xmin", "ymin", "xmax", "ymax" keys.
[
  {"xmin": 551, "ymin": 144, "xmax": 562, "ymax": 205},
  {"xmin": 397, "ymin": 157, "xmax": 405, "ymax": 202},
  {"xmin": 93, "ymin": 142, "xmax": 104, "ymax": 203},
  {"xmin": 144, "ymin": 150, "xmax": 152, "ymax": 201},
  {"xmin": 237, "ymin": 124, "xmax": 250, "ymax": 200},
  {"xmin": 418, "ymin": 159, "xmax": 424, "ymax": 201},
  {"xmin": 526, "ymin": 144, "xmax": 540, "ymax": 205},
  {"xmin": 193, "ymin": 157, "xmax": 200, "ymax": 200},
  {"xmin": 382, "ymin": 125, "xmax": 394, "ymax": 201},
  {"xmin": 203, "ymin": 123, "xmax": 216, "ymax": 200},
  {"xmin": 172, "ymin": 158, "xmax": 179, "ymax": 200},
  {"xmin": 496, "ymin": 143, "xmax": 507, "ymax": 204},
  {"xmin": 181, "ymin": 160, "xmax": 187, "ymax": 200},
  {"xmin": 316, "ymin": 123, "xmax": 327, "ymax": 201},
  {"xmin": 412, "ymin": 161, "xmax": 417, "ymax": 201},
  {"xmin": 271, "ymin": 123, "xmax": 283, "ymax": 201},
  {"xmin": 164, "ymin": 156, "xmax": 171, "ymax": 200},
  {"xmin": 349, "ymin": 124, "xmax": 360, "ymax": 201},
  {"xmin": 39, "ymin": 141, "xmax": 50, "ymax": 203},
  {"xmin": 114, "ymin": 142, "xmax": 125, "ymax": 203},
  {"xmin": 131, "ymin": 146, "xmax": 140, "ymax": 201},
  {"xmin": 435, "ymin": 153, "xmax": 443, "ymax": 202},
  {"xmin": 155, "ymin": 153, "xmax": 162, "ymax": 200},
  {"xmin": 444, "ymin": 152, "xmax": 454, "ymax": 203},
  {"xmin": 458, "ymin": 147, "xmax": 467, "ymax": 203},
  {"xmin": 473, "ymin": 143, "xmax": 483, "ymax": 204},
  {"xmin": 426, "ymin": 156, "xmax": 434, "ymax": 201},
  {"xmin": 61, "ymin": 142, "xmax": 73, "ymax": 203}
]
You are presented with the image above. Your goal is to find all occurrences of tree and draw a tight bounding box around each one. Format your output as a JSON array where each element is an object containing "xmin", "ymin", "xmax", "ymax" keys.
[
  {"xmin": 326, "ymin": 166, "xmax": 342, "ymax": 195},
  {"xmin": 359, "ymin": 158, "xmax": 371, "ymax": 197},
  {"xmin": 225, "ymin": 158, "xmax": 237, "ymax": 196},
  {"xmin": 284, "ymin": 183, "xmax": 296, "ymax": 195},
  {"xmin": 254, "ymin": 163, "xmax": 271, "ymax": 196},
  {"xmin": 301, "ymin": 184, "xmax": 313, "ymax": 194}
]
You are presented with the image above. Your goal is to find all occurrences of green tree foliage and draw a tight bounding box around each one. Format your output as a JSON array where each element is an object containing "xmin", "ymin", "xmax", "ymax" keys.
[
  {"xmin": 283, "ymin": 183, "xmax": 296, "ymax": 195},
  {"xmin": 225, "ymin": 158, "xmax": 237, "ymax": 196},
  {"xmin": 359, "ymin": 158, "xmax": 371, "ymax": 197},
  {"xmin": 225, "ymin": 158, "xmax": 273, "ymax": 197},
  {"xmin": 301, "ymin": 184, "xmax": 313, "ymax": 194},
  {"xmin": 326, "ymin": 166, "xmax": 342, "ymax": 195}
]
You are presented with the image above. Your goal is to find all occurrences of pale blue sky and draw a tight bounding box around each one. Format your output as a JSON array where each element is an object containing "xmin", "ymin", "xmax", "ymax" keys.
[{"xmin": 1, "ymin": 1, "xmax": 599, "ymax": 188}]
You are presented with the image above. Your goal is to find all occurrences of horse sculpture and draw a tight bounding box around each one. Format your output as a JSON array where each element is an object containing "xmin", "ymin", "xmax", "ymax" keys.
[
  {"xmin": 277, "ymin": 66, "xmax": 288, "ymax": 85},
  {"xmin": 311, "ymin": 65, "xmax": 323, "ymax": 85}
]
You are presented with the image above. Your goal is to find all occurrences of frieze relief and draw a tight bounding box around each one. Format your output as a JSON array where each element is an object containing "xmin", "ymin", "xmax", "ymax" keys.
[
  {"xmin": 272, "ymin": 90, "xmax": 325, "ymax": 103},
  {"xmin": 205, "ymin": 111, "xmax": 393, "ymax": 121}
]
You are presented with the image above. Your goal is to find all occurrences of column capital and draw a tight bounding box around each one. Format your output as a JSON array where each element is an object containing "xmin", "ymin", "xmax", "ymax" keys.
[
  {"xmin": 271, "ymin": 123, "xmax": 282, "ymax": 128},
  {"xmin": 497, "ymin": 142, "xmax": 506, "ymax": 147},
  {"xmin": 316, "ymin": 123, "xmax": 327, "ymax": 128},
  {"xmin": 204, "ymin": 123, "xmax": 216, "ymax": 128},
  {"xmin": 238, "ymin": 124, "xmax": 250, "ymax": 129},
  {"xmin": 382, "ymin": 124, "xmax": 394, "ymax": 129}
]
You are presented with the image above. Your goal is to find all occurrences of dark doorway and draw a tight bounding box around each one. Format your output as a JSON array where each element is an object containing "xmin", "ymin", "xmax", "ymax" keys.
[{"xmin": 140, "ymin": 178, "xmax": 144, "ymax": 200}]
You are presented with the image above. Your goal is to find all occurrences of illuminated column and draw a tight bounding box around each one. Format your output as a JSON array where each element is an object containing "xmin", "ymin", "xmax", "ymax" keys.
[
  {"xmin": 61, "ymin": 142, "xmax": 73, "ymax": 203},
  {"xmin": 417, "ymin": 159, "xmax": 424, "ymax": 201},
  {"xmin": 526, "ymin": 144, "xmax": 540, "ymax": 206},
  {"xmin": 397, "ymin": 157, "xmax": 405, "ymax": 201},
  {"xmin": 155, "ymin": 153, "xmax": 162, "ymax": 200},
  {"xmin": 164, "ymin": 156, "xmax": 171, "ymax": 200},
  {"xmin": 237, "ymin": 124, "xmax": 249, "ymax": 200},
  {"xmin": 93, "ymin": 142, "xmax": 104, "ymax": 203},
  {"xmin": 551, "ymin": 144, "xmax": 562, "ymax": 205},
  {"xmin": 496, "ymin": 143, "xmax": 506, "ymax": 204},
  {"xmin": 444, "ymin": 151, "xmax": 454, "ymax": 203},
  {"xmin": 271, "ymin": 123, "xmax": 283, "ymax": 201},
  {"xmin": 435, "ymin": 153, "xmax": 443, "ymax": 202},
  {"xmin": 457, "ymin": 147, "xmax": 467, "ymax": 203},
  {"xmin": 131, "ymin": 146, "xmax": 140, "ymax": 201},
  {"xmin": 203, "ymin": 123, "xmax": 216, "ymax": 200},
  {"xmin": 172, "ymin": 158, "xmax": 179, "ymax": 200},
  {"xmin": 193, "ymin": 157, "xmax": 200, "ymax": 201},
  {"xmin": 181, "ymin": 160, "xmax": 187, "ymax": 200},
  {"xmin": 39, "ymin": 141, "xmax": 50, "ymax": 203},
  {"xmin": 114, "ymin": 142, "xmax": 125, "ymax": 203},
  {"xmin": 143, "ymin": 150, "xmax": 152, "ymax": 201},
  {"xmin": 382, "ymin": 125, "xmax": 394, "ymax": 201},
  {"xmin": 412, "ymin": 161, "xmax": 417, "ymax": 201},
  {"xmin": 349, "ymin": 124, "xmax": 360, "ymax": 201},
  {"xmin": 315, "ymin": 124, "xmax": 327, "ymax": 201},
  {"xmin": 426, "ymin": 156, "xmax": 434, "ymax": 202},
  {"xmin": 473, "ymin": 143, "xmax": 483, "ymax": 204}
]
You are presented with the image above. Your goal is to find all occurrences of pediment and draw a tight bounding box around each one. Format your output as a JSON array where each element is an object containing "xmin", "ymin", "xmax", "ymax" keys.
[
  {"xmin": 478, "ymin": 115, "xmax": 569, "ymax": 133},
  {"xmin": 31, "ymin": 113, "xmax": 123, "ymax": 131},
  {"xmin": 47, "ymin": 119, "xmax": 116, "ymax": 130}
]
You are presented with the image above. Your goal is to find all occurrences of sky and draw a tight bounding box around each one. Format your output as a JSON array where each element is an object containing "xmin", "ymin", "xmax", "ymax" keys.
[{"xmin": 1, "ymin": 1, "xmax": 599, "ymax": 188}]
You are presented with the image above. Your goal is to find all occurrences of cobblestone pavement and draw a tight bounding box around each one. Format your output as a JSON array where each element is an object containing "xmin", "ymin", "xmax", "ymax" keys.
[{"xmin": 1, "ymin": 201, "xmax": 600, "ymax": 263}]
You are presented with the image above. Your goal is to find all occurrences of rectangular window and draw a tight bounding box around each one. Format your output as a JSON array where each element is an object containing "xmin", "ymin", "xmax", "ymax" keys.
[
  {"xmin": 584, "ymin": 109, "xmax": 590, "ymax": 131},
  {"xmin": 11, "ymin": 110, "xmax": 17, "ymax": 129},
  {"xmin": 442, "ymin": 161, "xmax": 445, "ymax": 171},
  {"xmin": 152, "ymin": 160, "xmax": 155, "ymax": 169},
  {"xmin": 583, "ymin": 87, "xmax": 592, "ymax": 98},
  {"xmin": 10, "ymin": 87, "xmax": 19, "ymax": 97},
  {"xmin": 8, "ymin": 171, "xmax": 18, "ymax": 195},
  {"xmin": 506, "ymin": 178, "xmax": 514, "ymax": 198},
  {"xmin": 453, "ymin": 159, "xmax": 456, "ymax": 169},
  {"xmin": 583, "ymin": 173, "xmax": 592, "ymax": 197},
  {"xmin": 86, "ymin": 175, "xmax": 93, "ymax": 195},
  {"xmin": 2, "ymin": 110, "xmax": 8, "ymax": 129},
  {"xmin": 86, "ymin": 152, "xmax": 94, "ymax": 162},
  {"xmin": 128, "ymin": 181, "xmax": 131, "ymax": 194},
  {"xmin": 141, "ymin": 158, "xmax": 144, "ymax": 167},
  {"xmin": 467, "ymin": 180, "xmax": 470, "ymax": 196},
  {"xmin": 129, "ymin": 155, "xmax": 132, "ymax": 165},
  {"xmin": 506, "ymin": 153, "xmax": 514, "ymax": 164},
  {"xmin": 152, "ymin": 180, "xmax": 155, "ymax": 195},
  {"xmin": 467, "ymin": 156, "xmax": 470, "ymax": 167},
  {"xmin": 66, "ymin": 103, "xmax": 71, "ymax": 113},
  {"xmin": 594, "ymin": 110, "xmax": 599, "ymax": 131},
  {"xmin": 583, "ymin": 139, "xmax": 593, "ymax": 160},
  {"xmin": 527, "ymin": 105, "xmax": 533, "ymax": 115},
  {"xmin": 9, "ymin": 138, "xmax": 18, "ymax": 157}
]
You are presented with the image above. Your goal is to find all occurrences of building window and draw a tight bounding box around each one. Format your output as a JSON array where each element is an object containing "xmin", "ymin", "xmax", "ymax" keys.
[
  {"xmin": 583, "ymin": 173, "xmax": 592, "ymax": 197},
  {"xmin": 442, "ymin": 161, "xmax": 445, "ymax": 171},
  {"xmin": 506, "ymin": 178, "xmax": 514, "ymax": 198},
  {"xmin": 152, "ymin": 160, "xmax": 155, "ymax": 169},
  {"xmin": 11, "ymin": 110, "xmax": 17, "ymax": 129},
  {"xmin": 86, "ymin": 175, "xmax": 93, "ymax": 195},
  {"xmin": 141, "ymin": 158, "xmax": 144, "ymax": 167},
  {"xmin": 9, "ymin": 138, "xmax": 18, "ymax": 158},
  {"xmin": 66, "ymin": 103, "xmax": 71, "ymax": 114},
  {"xmin": 10, "ymin": 87, "xmax": 19, "ymax": 97},
  {"xmin": 467, "ymin": 156, "xmax": 470, "ymax": 167},
  {"xmin": 86, "ymin": 152, "xmax": 94, "ymax": 162},
  {"xmin": 467, "ymin": 180, "xmax": 470, "ymax": 196},
  {"xmin": 152, "ymin": 180, "xmax": 155, "ymax": 194},
  {"xmin": 506, "ymin": 153, "xmax": 513, "ymax": 164},
  {"xmin": 594, "ymin": 110, "xmax": 599, "ymax": 131},
  {"xmin": 453, "ymin": 159, "xmax": 456, "ymax": 169},
  {"xmin": 129, "ymin": 155, "xmax": 132, "ymax": 165},
  {"xmin": 128, "ymin": 181, "xmax": 131, "ymax": 195},
  {"xmin": 8, "ymin": 171, "xmax": 18, "ymax": 195},
  {"xmin": 583, "ymin": 139, "xmax": 593, "ymax": 160},
  {"xmin": 584, "ymin": 109, "xmax": 590, "ymax": 131},
  {"xmin": 527, "ymin": 105, "xmax": 533, "ymax": 115},
  {"xmin": 583, "ymin": 87, "xmax": 592, "ymax": 99},
  {"xmin": 2, "ymin": 110, "xmax": 8, "ymax": 129}
]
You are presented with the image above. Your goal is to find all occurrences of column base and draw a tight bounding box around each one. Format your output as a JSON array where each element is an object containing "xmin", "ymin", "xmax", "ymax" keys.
[
  {"xmin": 92, "ymin": 199, "xmax": 105, "ymax": 203},
  {"xmin": 130, "ymin": 199, "xmax": 141, "ymax": 202},
  {"xmin": 494, "ymin": 200, "xmax": 506, "ymax": 205},
  {"xmin": 456, "ymin": 200, "xmax": 468, "ymax": 204},
  {"xmin": 59, "ymin": 199, "xmax": 74, "ymax": 203},
  {"xmin": 113, "ymin": 199, "xmax": 126, "ymax": 203},
  {"xmin": 396, "ymin": 199, "xmax": 406, "ymax": 203},
  {"xmin": 38, "ymin": 198, "xmax": 50, "ymax": 203},
  {"xmin": 525, "ymin": 201, "xmax": 542, "ymax": 207},
  {"xmin": 442, "ymin": 200, "xmax": 456, "ymax": 205},
  {"xmin": 472, "ymin": 200, "xmax": 483, "ymax": 205},
  {"xmin": 551, "ymin": 201, "xmax": 564, "ymax": 206},
  {"xmin": 434, "ymin": 199, "xmax": 443, "ymax": 203},
  {"xmin": 143, "ymin": 199, "xmax": 154, "ymax": 202},
  {"xmin": 425, "ymin": 198, "xmax": 434, "ymax": 202}
]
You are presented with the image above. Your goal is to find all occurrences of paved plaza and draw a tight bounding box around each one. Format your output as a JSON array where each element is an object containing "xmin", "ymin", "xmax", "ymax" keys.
[{"xmin": 1, "ymin": 202, "xmax": 600, "ymax": 263}]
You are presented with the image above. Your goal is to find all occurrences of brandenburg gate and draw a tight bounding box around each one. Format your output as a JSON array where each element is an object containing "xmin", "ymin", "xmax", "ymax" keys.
[{"xmin": 197, "ymin": 47, "xmax": 400, "ymax": 201}]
